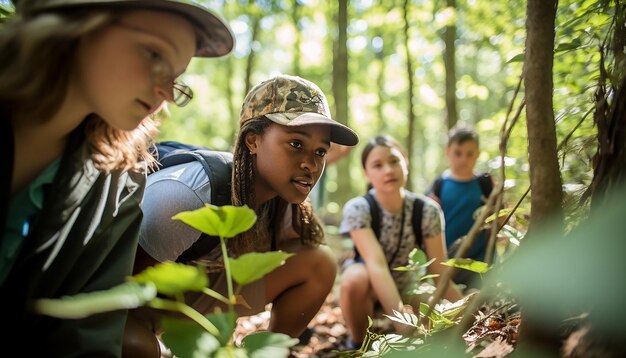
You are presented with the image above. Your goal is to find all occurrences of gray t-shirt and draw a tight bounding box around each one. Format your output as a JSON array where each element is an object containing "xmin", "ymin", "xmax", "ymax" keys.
[
  {"xmin": 140, "ymin": 161, "xmax": 216, "ymax": 262},
  {"xmin": 340, "ymin": 189, "xmax": 444, "ymax": 289}
]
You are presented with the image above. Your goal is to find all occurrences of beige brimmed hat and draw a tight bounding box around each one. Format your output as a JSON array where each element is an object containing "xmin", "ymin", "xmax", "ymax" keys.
[
  {"xmin": 13, "ymin": 0, "xmax": 234, "ymax": 58},
  {"xmin": 240, "ymin": 74, "xmax": 359, "ymax": 146}
]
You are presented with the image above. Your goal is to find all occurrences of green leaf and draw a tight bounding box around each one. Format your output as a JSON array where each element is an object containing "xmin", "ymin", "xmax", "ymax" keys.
[
  {"xmin": 506, "ymin": 52, "xmax": 524, "ymax": 63},
  {"xmin": 173, "ymin": 204, "xmax": 257, "ymax": 239},
  {"xmin": 555, "ymin": 39, "xmax": 582, "ymax": 53},
  {"xmin": 33, "ymin": 281, "xmax": 156, "ymax": 319},
  {"xmin": 408, "ymin": 248, "xmax": 428, "ymax": 266},
  {"xmin": 205, "ymin": 311, "xmax": 237, "ymax": 346},
  {"xmin": 161, "ymin": 317, "xmax": 221, "ymax": 358},
  {"xmin": 442, "ymin": 258, "xmax": 491, "ymax": 273},
  {"xmin": 229, "ymin": 251, "xmax": 294, "ymax": 285},
  {"xmin": 242, "ymin": 331, "xmax": 299, "ymax": 357},
  {"xmin": 132, "ymin": 261, "xmax": 207, "ymax": 296}
]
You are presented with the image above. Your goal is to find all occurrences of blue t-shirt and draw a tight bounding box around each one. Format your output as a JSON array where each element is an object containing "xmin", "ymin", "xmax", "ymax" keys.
[{"xmin": 438, "ymin": 175, "xmax": 487, "ymax": 261}]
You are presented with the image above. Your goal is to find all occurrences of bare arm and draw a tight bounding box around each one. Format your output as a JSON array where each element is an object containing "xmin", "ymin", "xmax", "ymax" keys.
[{"xmin": 350, "ymin": 227, "xmax": 411, "ymax": 332}]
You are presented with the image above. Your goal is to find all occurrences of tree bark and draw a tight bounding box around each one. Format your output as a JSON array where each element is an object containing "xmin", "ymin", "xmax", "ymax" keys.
[
  {"xmin": 403, "ymin": 0, "xmax": 417, "ymax": 191},
  {"xmin": 524, "ymin": 0, "xmax": 563, "ymax": 235},
  {"xmin": 444, "ymin": 0, "xmax": 458, "ymax": 130},
  {"xmin": 291, "ymin": 0, "xmax": 302, "ymax": 76},
  {"xmin": 332, "ymin": 0, "xmax": 352, "ymax": 205}
]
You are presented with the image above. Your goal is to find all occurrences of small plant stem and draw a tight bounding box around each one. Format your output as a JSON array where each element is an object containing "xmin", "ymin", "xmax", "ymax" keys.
[
  {"xmin": 148, "ymin": 297, "xmax": 220, "ymax": 336},
  {"xmin": 202, "ymin": 288, "xmax": 231, "ymax": 305},
  {"xmin": 219, "ymin": 237, "xmax": 236, "ymax": 326}
]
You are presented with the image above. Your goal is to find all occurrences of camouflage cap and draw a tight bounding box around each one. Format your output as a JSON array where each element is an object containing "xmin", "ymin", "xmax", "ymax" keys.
[
  {"xmin": 13, "ymin": 0, "xmax": 234, "ymax": 58},
  {"xmin": 240, "ymin": 74, "xmax": 359, "ymax": 146}
]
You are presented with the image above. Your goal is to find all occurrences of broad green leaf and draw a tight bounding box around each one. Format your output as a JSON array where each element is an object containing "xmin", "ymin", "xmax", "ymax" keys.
[
  {"xmin": 229, "ymin": 251, "xmax": 294, "ymax": 285},
  {"xmin": 555, "ymin": 40, "xmax": 582, "ymax": 53},
  {"xmin": 506, "ymin": 52, "xmax": 524, "ymax": 63},
  {"xmin": 173, "ymin": 204, "xmax": 256, "ymax": 239},
  {"xmin": 161, "ymin": 317, "xmax": 221, "ymax": 358},
  {"xmin": 410, "ymin": 248, "xmax": 427, "ymax": 264},
  {"xmin": 33, "ymin": 281, "xmax": 156, "ymax": 319},
  {"xmin": 442, "ymin": 258, "xmax": 491, "ymax": 273},
  {"xmin": 205, "ymin": 311, "xmax": 237, "ymax": 346},
  {"xmin": 132, "ymin": 261, "xmax": 207, "ymax": 296},
  {"xmin": 242, "ymin": 331, "xmax": 298, "ymax": 358}
]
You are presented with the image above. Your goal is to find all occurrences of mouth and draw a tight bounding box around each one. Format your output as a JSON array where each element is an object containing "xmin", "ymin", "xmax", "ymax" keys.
[
  {"xmin": 137, "ymin": 99, "xmax": 160, "ymax": 114},
  {"xmin": 292, "ymin": 178, "xmax": 314, "ymax": 195}
]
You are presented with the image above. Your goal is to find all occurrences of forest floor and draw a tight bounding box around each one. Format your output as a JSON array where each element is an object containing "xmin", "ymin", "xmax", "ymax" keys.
[{"xmin": 232, "ymin": 235, "xmax": 524, "ymax": 358}]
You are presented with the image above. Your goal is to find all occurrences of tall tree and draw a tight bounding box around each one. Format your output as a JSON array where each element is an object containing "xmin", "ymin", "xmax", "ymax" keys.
[
  {"xmin": 443, "ymin": 0, "xmax": 458, "ymax": 129},
  {"xmin": 403, "ymin": 0, "xmax": 417, "ymax": 191},
  {"xmin": 291, "ymin": 0, "xmax": 302, "ymax": 76},
  {"xmin": 332, "ymin": 0, "xmax": 353, "ymax": 205},
  {"xmin": 524, "ymin": 0, "xmax": 563, "ymax": 235},
  {"xmin": 244, "ymin": 1, "xmax": 262, "ymax": 95}
]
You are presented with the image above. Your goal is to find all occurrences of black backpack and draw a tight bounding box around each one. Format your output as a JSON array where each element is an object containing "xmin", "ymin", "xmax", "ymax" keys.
[
  {"xmin": 150, "ymin": 141, "xmax": 233, "ymax": 263},
  {"xmin": 430, "ymin": 172, "xmax": 493, "ymax": 201},
  {"xmin": 353, "ymin": 192, "xmax": 425, "ymax": 261}
]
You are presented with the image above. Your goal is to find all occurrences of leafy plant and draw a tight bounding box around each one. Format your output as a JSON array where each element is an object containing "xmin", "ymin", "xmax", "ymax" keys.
[
  {"xmin": 345, "ymin": 248, "xmax": 478, "ymax": 356},
  {"xmin": 34, "ymin": 204, "xmax": 298, "ymax": 357}
]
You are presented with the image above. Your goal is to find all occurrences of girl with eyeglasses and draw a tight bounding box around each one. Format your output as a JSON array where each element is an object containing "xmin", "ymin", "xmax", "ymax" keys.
[{"xmin": 0, "ymin": 0, "xmax": 233, "ymax": 356}]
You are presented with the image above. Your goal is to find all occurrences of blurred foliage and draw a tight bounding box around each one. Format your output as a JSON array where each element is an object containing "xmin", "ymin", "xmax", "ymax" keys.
[{"xmin": 153, "ymin": 0, "xmax": 612, "ymax": 228}]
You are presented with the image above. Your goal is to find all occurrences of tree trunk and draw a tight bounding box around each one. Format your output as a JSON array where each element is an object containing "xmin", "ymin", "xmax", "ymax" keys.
[
  {"xmin": 332, "ymin": 0, "xmax": 352, "ymax": 205},
  {"xmin": 291, "ymin": 0, "xmax": 302, "ymax": 76},
  {"xmin": 244, "ymin": 1, "xmax": 261, "ymax": 95},
  {"xmin": 524, "ymin": 0, "xmax": 563, "ymax": 235},
  {"xmin": 444, "ymin": 0, "xmax": 458, "ymax": 130},
  {"xmin": 403, "ymin": 0, "xmax": 417, "ymax": 191},
  {"xmin": 518, "ymin": 0, "xmax": 563, "ymax": 353}
]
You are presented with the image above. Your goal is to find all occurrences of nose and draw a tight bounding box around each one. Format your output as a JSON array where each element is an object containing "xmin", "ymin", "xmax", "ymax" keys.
[
  {"xmin": 301, "ymin": 153, "xmax": 321, "ymax": 174},
  {"xmin": 154, "ymin": 83, "xmax": 174, "ymax": 104}
]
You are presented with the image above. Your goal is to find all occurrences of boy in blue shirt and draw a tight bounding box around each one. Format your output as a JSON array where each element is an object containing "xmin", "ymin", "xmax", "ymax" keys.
[{"xmin": 427, "ymin": 125, "xmax": 494, "ymax": 289}]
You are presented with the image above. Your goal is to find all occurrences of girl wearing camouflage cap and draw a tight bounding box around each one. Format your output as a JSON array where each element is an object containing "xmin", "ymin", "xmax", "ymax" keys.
[
  {"xmin": 135, "ymin": 75, "xmax": 359, "ymax": 354},
  {"xmin": 0, "ymin": 0, "xmax": 233, "ymax": 356}
]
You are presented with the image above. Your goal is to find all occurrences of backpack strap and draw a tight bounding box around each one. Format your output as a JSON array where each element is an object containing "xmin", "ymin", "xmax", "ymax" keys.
[
  {"xmin": 358, "ymin": 192, "xmax": 426, "ymax": 259},
  {"xmin": 364, "ymin": 192, "xmax": 381, "ymax": 239},
  {"xmin": 353, "ymin": 192, "xmax": 381, "ymax": 261},
  {"xmin": 431, "ymin": 175, "xmax": 444, "ymax": 199},
  {"xmin": 476, "ymin": 172, "xmax": 494, "ymax": 200},
  {"xmin": 159, "ymin": 149, "xmax": 233, "ymax": 206},
  {"xmin": 153, "ymin": 143, "xmax": 234, "ymax": 264},
  {"xmin": 411, "ymin": 197, "xmax": 424, "ymax": 249}
]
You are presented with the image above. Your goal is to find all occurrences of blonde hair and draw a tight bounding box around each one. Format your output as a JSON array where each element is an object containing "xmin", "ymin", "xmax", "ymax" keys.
[
  {"xmin": 0, "ymin": 9, "xmax": 158, "ymax": 172},
  {"xmin": 229, "ymin": 117, "xmax": 324, "ymax": 256}
]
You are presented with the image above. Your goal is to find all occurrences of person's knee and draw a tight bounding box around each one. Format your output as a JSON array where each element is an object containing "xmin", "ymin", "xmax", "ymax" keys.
[
  {"xmin": 315, "ymin": 245, "xmax": 337, "ymax": 282},
  {"xmin": 340, "ymin": 266, "xmax": 369, "ymax": 299}
]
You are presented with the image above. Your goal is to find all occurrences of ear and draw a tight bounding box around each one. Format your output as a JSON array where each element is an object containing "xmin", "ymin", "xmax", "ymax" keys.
[{"xmin": 244, "ymin": 132, "xmax": 259, "ymax": 155}]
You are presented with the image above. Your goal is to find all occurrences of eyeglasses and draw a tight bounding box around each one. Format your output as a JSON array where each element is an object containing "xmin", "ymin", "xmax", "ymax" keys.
[
  {"xmin": 140, "ymin": 47, "xmax": 193, "ymax": 107},
  {"xmin": 117, "ymin": 23, "xmax": 193, "ymax": 107}
]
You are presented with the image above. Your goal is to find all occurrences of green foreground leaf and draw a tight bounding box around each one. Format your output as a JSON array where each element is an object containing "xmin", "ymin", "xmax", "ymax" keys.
[
  {"xmin": 229, "ymin": 251, "xmax": 294, "ymax": 286},
  {"xmin": 173, "ymin": 204, "xmax": 256, "ymax": 238},
  {"xmin": 132, "ymin": 261, "xmax": 208, "ymax": 296},
  {"xmin": 33, "ymin": 281, "xmax": 156, "ymax": 319}
]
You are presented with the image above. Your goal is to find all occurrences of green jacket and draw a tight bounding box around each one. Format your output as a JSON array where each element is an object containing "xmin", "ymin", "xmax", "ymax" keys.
[{"xmin": 1, "ymin": 122, "xmax": 145, "ymax": 357}]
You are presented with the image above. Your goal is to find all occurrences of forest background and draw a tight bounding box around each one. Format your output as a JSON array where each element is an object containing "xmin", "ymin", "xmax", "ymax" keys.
[
  {"xmin": 150, "ymin": 0, "xmax": 599, "ymax": 228},
  {"xmin": 2, "ymin": 0, "xmax": 624, "ymax": 355}
]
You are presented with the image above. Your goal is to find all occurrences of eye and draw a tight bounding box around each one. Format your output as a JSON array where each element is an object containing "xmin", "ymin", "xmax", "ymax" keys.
[
  {"xmin": 289, "ymin": 140, "xmax": 303, "ymax": 149},
  {"xmin": 315, "ymin": 148, "xmax": 328, "ymax": 157}
]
